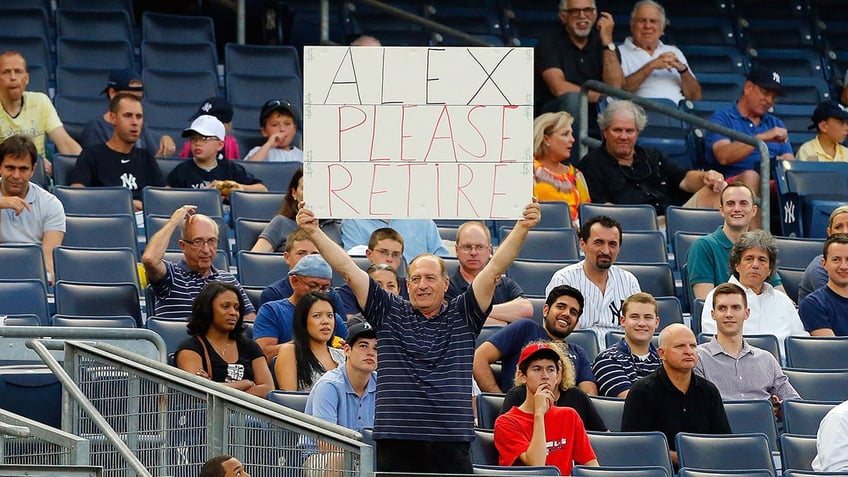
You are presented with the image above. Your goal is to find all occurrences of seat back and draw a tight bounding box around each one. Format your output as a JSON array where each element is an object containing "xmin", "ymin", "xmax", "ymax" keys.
[
  {"xmin": 267, "ymin": 390, "xmax": 309, "ymax": 413},
  {"xmin": 586, "ymin": 397, "xmax": 626, "ymax": 432},
  {"xmin": 53, "ymin": 246, "xmax": 141, "ymax": 291},
  {"xmin": 476, "ymin": 393, "xmax": 505, "ymax": 430},
  {"xmin": 499, "ymin": 227, "xmax": 580, "ymax": 261},
  {"xmin": 507, "ymin": 260, "xmax": 574, "ymax": 298},
  {"xmin": 565, "ymin": 329, "xmax": 600, "ymax": 363},
  {"xmin": 675, "ymin": 432, "xmax": 774, "ymax": 475},
  {"xmin": 665, "ymin": 206, "xmax": 724, "ymax": 237},
  {"xmin": 0, "ymin": 279, "xmax": 49, "ymax": 325},
  {"xmin": 572, "ymin": 466, "xmax": 670, "ymax": 477},
  {"xmin": 578, "ymin": 203, "xmax": 658, "ymax": 231},
  {"xmin": 606, "ymin": 330, "xmax": 659, "ymax": 349},
  {"xmin": 56, "ymin": 8, "xmax": 133, "ymax": 43},
  {"xmin": 234, "ymin": 218, "xmax": 270, "ymax": 253},
  {"xmin": 64, "ymin": 214, "xmax": 139, "ymax": 259},
  {"xmin": 57, "ymin": 37, "xmax": 134, "ymax": 70},
  {"xmin": 0, "ymin": 244, "xmax": 46, "ymax": 282},
  {"xmin": 54, "ymin": 186, "xmax": 135, "ymax": 216},
  {"xmin": 224, "ymin": 43, "xmax": 302, "ymax": 78},
  {"xmin": 142, "ymin": 69, "xmax": 219, "ymax": 104},
  {"xmin": 236, "ymin": 251, "xmax": 288, "ymax": 288},
  {"xmin": 773, "ymin": 236, "xmax": 825, "ymax": 270},
  {"xmin": 655, "ymin": 296, "xmax": 684, "ymax": 330},
  {"xmin": 777, "ymin": 267, "xmax": 804, "ymax": 305},
  {"xmin": 677, "ymin": 469, "xmax": 773, "ymax": 477},
  {"xmin": 141, "ymin": 40, "xmax": 217, "ymax": 73},
  {"xmin": 785, "ymin": 335, "xmax": 848, "ymax": 369},
  {"xmin": 237, "ymin": 161, "xmax": 303, "ymax": 194},
  {"xmin": 722, "ymin": 399, "xmax": 779, "ymax": 452},
  {"xmin": 781, "ymin": 399, "xmax": 837, "ymax": 436},
  {"xmin": 0, "ymin": 365, "xmax": 61, "ymax": 428},
  {"xmin": 586, "ymin": 431, "xmax": 673, "ymax": 475},
  {"xmin": 54, "ymin": 281, "xmax": 142, "ymax": 327},
  {"xmin": 146, "ymin": 317, "xmax": 190, "ymax": 358},
  {"xmin": 142, "ymin": 186, "xmax": 224, "ymax": 218},
  {"xmin": 473, "ymin": 464, "xmax": 560, "ymax": 475},
  {"xmin": 230, "ymin": 191, "xmax": 287, "ymax": 222},
  {"xmin": 617, "ymin": 231, "xmax": 668, "ymax": 264},
  {"xmin": 142, "ymin": 12, "xmax": 215, "ymax": 44},
  {"xmin": 52, "ymin": 154, "xmax": 78, "ymax": 187},
  {"xmin": 52, "ymin": 314, "xmax": 137, "ymax": 328},
  {"xmin": 779, "ymin": 433, "xmax": 818, "ymax": 473},
  {"xmin": 617, "ymin": 263, "xmax": 676, "ymax": 297},
  {"xmin": 471, "ymin": 428, "xmax": 498, "ymax": 465},
  {"xmin": 782, "ymin": 368, "xmax": 848, "ymax": 401},
  {"xmin": 537, "ymin": 201, "xmax": 573, "ymax": 229}
]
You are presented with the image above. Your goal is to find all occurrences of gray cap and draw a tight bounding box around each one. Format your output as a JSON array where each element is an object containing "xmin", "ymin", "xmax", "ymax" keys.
[{"xmin": 288, "ymin": 254, "xmax": 332, "ymax": 279}]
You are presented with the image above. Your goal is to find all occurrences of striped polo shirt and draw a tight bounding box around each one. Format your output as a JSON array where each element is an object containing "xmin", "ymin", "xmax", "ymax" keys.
[{"xmin": 151, "ymin": 259, "xmax": 255, "ymax": 320}]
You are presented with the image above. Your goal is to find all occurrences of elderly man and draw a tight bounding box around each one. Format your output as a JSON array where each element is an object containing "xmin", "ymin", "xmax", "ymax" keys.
[
  {"xmin": 705, "ymin": 65, "xmax": 794, "ymax": 214},
  {"xmin": 800, "ymin": 234, "xmax": 848, "ymax": 336},
  {"xmin": 534, "ymin": 0, "xmax": 623, "ymax": 131},
  {"xmin": 141, "ymin": 205, "xmax": 255, "ymax": 321},
  {"xmin": 579, "ymin": 100, "xmax": 724, "ymax": 214},
  {"xmin": 687, "ymin": 182, "xmax": 784, "ymax": 300},
  {"xmin": 799, "ymin": 205, "xmax": 848, "ymax": 302},
  {"xmin": 295, "ymin": 200, "xmax": 539, "ymax": 474},
  {"xmin": 80, "ymin": 69, "xmax": 175, "ymax": 156},
  {"xmin": 0, "ymin": 51, "xmax": 81, "ymax": 173},
  {"xmin": 446, "ymin": 221, "xmax": 532, "ymax": 326},
  {"xmin": 700, "ymin": 230, "xmax": 807, "ymax": 355},
  {"xmin": 0, "ymin": 134, "xmax": 64, "ymax": 278},
  {"xmin": 695, "ymin": 283, "xmax": 799, "ymax": 408},
  {"xmin": 70, "ymin": 93, "xmax": 166, "ymax": 212},
  {"xmin": 253, "ymin": 254, "xmax": 348, "ymax": 361},
  {"xmin": 546, "ymin": 215, "xmax": 641, "ymax": 341},
  {"xmin": 592, "ymin": 292, "xmax": 661, "ymax": 398},
  {"xmin": 621, "ymin": 323, "xmax": 731, "ymax": 468},
  {"xmin": 619, "ymin": 1, "xmax": 701, "ymax": 102},
  {"xmin": 474, "ymin": 284, "xmax": 598, "ymax": 395}
]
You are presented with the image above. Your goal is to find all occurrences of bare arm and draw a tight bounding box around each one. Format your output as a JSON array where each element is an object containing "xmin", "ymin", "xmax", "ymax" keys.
[
  {"xmin": 711, "ymin": 127, "xmax": 789, "ymax": 165},
  {"xmin": 679, "ymin": 169, "xmax": 724, "ymax": 194},
  {"xmin": 473, "ymin": 202, "xmax": 540, "ymax": 313},
  {"xmin": 297, "ymin": 205, "xmax": 370, "ymax": 309},
  {"xmin": 520, "ymin": 385, "xmax": 554, "ymax": 466},
  {"xmin": 155, "ymin": 135, "xmax": 176, "ymax": 157},
  {"xmin": 251, "ymin": 237, "xmax": 275, "ymax": 253},
  {"xmin": 141, "ymin": 205, "xmax": 194, "ymax": 284},
  {"xmin": 486, "ymin": 296, "xmax": 533, "ymax": 325},
  {"xmin": 256, "ymin": 337, "xmax": 282, "ymax": 363},
  {"xmin": 693, "ymin": 282, "xmax": 714, "ymax": 301},
  {"xmin": 597, "ymin": 12, "xmax": 623, "ymax": 89},
  {"xmin": 275, "ymin": 343, "xmax": 298, "ymax": 391},
  {"xmin": 41, "ymin": 230, "xmax": 63, "ymax": 276},
  {"xmin": 811, "ymin": 328, "xmax": 837, "ymax": 337},
  {"xmin": 473, "ymin": 342, "xmax": 504, "ymax": 393},
  {"xmin": 247, "ymin": 356, "xmax": 274, "ymax": 398},
  {"xmin": 47, "ymin": 127, "xmax": 82, "ymax": 155},
  {"xmin": 679, "ymin": 68, "xmax": 702, "ymax": 100},
  {"xmin": 578, "ymin": 381, "xmax": 599, "ymax": 396}
]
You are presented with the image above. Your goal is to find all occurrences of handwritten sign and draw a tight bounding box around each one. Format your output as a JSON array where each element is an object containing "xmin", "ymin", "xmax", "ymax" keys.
[{"xmin": 303, "ymin": 46, "xmax": 533, "ymax": 219}]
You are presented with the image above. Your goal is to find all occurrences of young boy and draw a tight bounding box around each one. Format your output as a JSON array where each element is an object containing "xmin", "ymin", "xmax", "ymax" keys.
[
  {"xmin": 244, "ymin": 99, "xmax": 303, "ymax": 162},
  {"xmin": 168, "ymin": 115, "xmax": 267, "ymax": 196},
  {"xmin": 179, "ymin": 96, "xmax": 240, "ymax": 160},
  {"xmin": 494, "ymin": 342, "xmax": 598, "ymax": 475},
  {"xmin": 797, "ymin": 101, "xmax": 848, "ymax": 162}
]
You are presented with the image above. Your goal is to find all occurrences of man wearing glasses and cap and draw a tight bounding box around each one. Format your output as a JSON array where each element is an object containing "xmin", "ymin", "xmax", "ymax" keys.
[
  {"xmin": 142, "ymin": 205, "xmax": 256, "ymax": 321},
  {"xmin": 797, "ymin": 101, "xmax": 848, "ymax": 162},
  {"xmin": 80, "ymin": 69, "xmax": 176, "ymax": 157},
  {"xmin": 579, "ymin": 99, "xmax": 725, "ymax": 214}
]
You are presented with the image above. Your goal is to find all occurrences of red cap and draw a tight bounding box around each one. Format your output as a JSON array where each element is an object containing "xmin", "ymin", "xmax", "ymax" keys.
[{"xmin": 517, "ymin": 342, "xmax": 561, "ymax": 369}]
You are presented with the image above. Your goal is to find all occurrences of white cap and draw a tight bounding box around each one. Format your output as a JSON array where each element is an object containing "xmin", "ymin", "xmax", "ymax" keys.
[{"xmin": 182, "ymin": 114, "xmax": 225, "ymax": 140}]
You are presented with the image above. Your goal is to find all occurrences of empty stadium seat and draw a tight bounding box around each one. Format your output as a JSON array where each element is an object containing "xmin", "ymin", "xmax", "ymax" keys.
[
  {"xmin": 675, "ymin": 432, "xmax": 774, "ymax": 475},
  {"xmin": 54, "ymin": 281, "xmax": 142, "ymax": 327},
  {"xmin": 63, "ymin": 214, "xmax": 138, "ymax": 257},
  {"xmin": 53, "ymin": 246, "xmax": 140, "ymax": 291},
  {"xmin": 54, "ymin": 186, "xmax": 135, "ymax": 216},
  {"xmin": 782, "ymin": 399, "xmax": 837, "ymax": 436},
  {"xmin": 586, "ymin": 430, "xmax": 673, "ymax": 474},
  {"xmin": 0, "ymin": 244, "xmax": 47, "ymax": 283},
  {"xmin": 142, "ymin": 12, "xmax": 215, "ymax": 45},
  {"xmin": 0, "ymin": 279, "xmax": 50, "ymax": 326},
  {"xmin": 57, "ymin": 38, "xmax": 134, "ymax": 71},
  {"xmin": 224, "ymin": 43, "xmax": 301, "ymax": 78},
  {"xmin": 141, "ymin": 41, "xmax": 218, "ymax": 74},
  {"xmin": 56, "ymin": 9, "xmax": 133, "ymax": 43},
  {"xmin": 229, "ymin": 191, "xmax": 287, "ymax": 222}
]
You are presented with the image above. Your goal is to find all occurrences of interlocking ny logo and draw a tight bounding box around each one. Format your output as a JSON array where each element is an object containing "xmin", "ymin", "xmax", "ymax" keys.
[{"xmin": 784, "ymin": 201, "xmax": 796, "ymax": 224}]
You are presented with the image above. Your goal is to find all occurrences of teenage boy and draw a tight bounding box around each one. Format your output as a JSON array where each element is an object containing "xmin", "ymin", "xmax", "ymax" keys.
[
  {"xmin": 797, "ymin": 101, "xmax": 848, "ymax": 162},
  {"xmin": 244, "ymin": 99, "xmax": 303, "ymax": 162},
  {"xmin": 167, "ymin": 115, "xmax": 266, "ymax": 194},
  {"xmin": 494, "ymin": 341, "xmax": 599, "ymax": 475}
]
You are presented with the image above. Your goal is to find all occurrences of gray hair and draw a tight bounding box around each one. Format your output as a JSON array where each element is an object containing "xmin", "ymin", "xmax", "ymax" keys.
[
  {"xmin": 631, "ymin": 0, "xmax": 668, "ymax": 28},
  {"xmin": 728, "ymin": 230, "xmax": 777, "ymax": 280},
  {"xmin": 597, "ymin": 100, "xmax": 648, "ymax": 132},
  {"xmin": 559, "ymin": 0, "xmax": 596, "ymax": 11}
]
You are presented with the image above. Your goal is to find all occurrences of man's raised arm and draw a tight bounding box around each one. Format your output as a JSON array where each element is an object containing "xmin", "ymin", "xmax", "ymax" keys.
[
  {"xmin": 296, "ymin": 206, "xmax": 370, "ymax": 309},
  {"xmin": 473, "ymin": 201, "xmax": 540, "ymax": 313}
]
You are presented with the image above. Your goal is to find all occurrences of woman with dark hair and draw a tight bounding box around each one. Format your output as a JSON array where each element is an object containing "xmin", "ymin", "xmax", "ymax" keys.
[
  {"xmin": 251, "ymin": 167, "xmax": 303, "ymax": 252},
  {"xmin": 175, "ymin": 281, "xmax": 273, "ymax": 398},
  {"xmin": 275, "ymin": 291, "xmax": 345, "ymax": 391}
]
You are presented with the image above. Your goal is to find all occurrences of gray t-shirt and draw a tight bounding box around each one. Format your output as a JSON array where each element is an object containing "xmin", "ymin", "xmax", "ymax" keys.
[{"xmin": 0, "ymin": 181, "xmax": 65, "ymax": 243}]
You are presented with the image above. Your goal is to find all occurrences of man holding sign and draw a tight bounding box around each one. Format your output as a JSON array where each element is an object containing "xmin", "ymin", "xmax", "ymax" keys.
[{"xmin": 295, "ymin": 200, "xmax": 540, "ymax": 474}]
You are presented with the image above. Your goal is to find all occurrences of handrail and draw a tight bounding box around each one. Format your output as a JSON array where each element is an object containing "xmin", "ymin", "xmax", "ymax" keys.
[
  {"xmin": 578, "ymin": 79, "xmax": 772, "ymax": 232},
  {"xmin": 345, "ymin": 0, "xmax": 495, "ymax": 47},
  {"xmin": 26, "ymin": 339, "xmax": 153, "ymax": 477}
]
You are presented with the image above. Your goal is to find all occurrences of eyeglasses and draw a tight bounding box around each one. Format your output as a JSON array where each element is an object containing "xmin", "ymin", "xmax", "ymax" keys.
[
  {"xmin": 562, "ymin": 7, "xmax": 596, "ymax": 16},
  {"xmin": 373, "ymin": 248, "xmax": 402, "ymax": 259},
  {"xmin": 458, "ymin": 244, "xmax": 489, "ymax": 253},
  {"xmin": 181, "ymin": 238, "xmax": 219, "ymax": 249},
  {"xmin": 190, "ymin": 135, "xmax": 220, "ymax": 143},
  {"xmin": 299, "ymin": 278, "xmax": 330, "ymax": 292}
]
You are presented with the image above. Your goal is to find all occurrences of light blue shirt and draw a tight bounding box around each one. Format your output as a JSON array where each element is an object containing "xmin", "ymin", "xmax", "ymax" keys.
[
  {"xmin": 305, "ymin": 365, "xmax": 377, "ymax": 433},
  {"xmin": 341, "ymin": 218, "xmax": 449, "ymax": 264}
]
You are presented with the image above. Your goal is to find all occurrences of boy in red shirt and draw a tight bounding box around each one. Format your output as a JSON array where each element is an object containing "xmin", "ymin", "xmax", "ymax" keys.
[{"xmin": 494, "ymin": 341, "xmax": 599, "ymax": 474}]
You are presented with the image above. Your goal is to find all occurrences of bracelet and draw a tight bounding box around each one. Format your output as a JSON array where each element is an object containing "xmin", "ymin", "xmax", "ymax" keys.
[{"xmin": 678, "ymin": 66, "xmax": 689, "ymax": 75}]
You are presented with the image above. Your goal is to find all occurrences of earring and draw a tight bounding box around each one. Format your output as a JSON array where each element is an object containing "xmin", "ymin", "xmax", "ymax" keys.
[{"xmin": 545, "ymin": 142, "xmax": 550, "ymax": 147}]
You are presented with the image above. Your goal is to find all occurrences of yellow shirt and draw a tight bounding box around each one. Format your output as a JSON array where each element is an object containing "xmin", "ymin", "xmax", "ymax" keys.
[
  {"xmin": 533, "ymin": 159, "xmax": 591, "ymax": 222},
  {"xmin": 796, "ymin": 136, "xmax": 848, "ymax": 162},
  {"xmin": 0, "ymin": 92, "xmax": 63, "ymax": 157}
]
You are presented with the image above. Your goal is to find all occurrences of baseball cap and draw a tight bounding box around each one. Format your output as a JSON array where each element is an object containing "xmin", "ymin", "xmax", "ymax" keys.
[
  {"xmin": 809, "ymin": 101, "xmax": 848, "ymax": 130},
  {"xmin": 191, "ymin": 96, "xmax": 234, "ymax": 124},
  {"xmin": 182, "ymin": 115, "xmax": 226, "ymax": 140},
  {"xmin": 288, "ymin": 254, "xmax": 332, "ymax": 279},
  {"xmin": 260, "ymin": 99, "xmax": 298, "ymax": 126},
  {"xmin": 101, "ymin": 69, "xmax": 143, "ymax": 94},
  {"xmin": 517, "ymin": 342, "xmax": 561, "ymax": 369},
  {"xmin": 746, "ymin": 65, "xmax": 785, "ymax": 96},
  {"xmin": 346, "ymin": 321, "xmax": 376, "ymax": 345}
]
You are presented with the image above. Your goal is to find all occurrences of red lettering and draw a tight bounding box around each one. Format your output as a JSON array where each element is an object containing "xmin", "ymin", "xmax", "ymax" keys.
[
  {"xmin": 459, "ymin": 105, "xmax": 488, "ymax": 160},
  {"xmin": 400, "ymin": 105, "xmax": 416, "ymax": 162},
  {"xmin": 423, "ymin": 105, "xmax": 458, "ymax": 163},
  {"xmin": 368, "ymin": 105, "xmax": 390, "ymax": 162},
  {"xmin": 368, "ymin": 164, "xmax": 391, "ymax": 216},
  {"xmin": 397, "ymin": 163, "xmax": 428, "ymax": 215},
  {"xmin": 455, "ymin": 163, "xmax": 480, "ymax": 217},
  {"xmin": 338, "ymin": 106, "xmax": 367, "ymax": 162},
  {"xmin": 327, "ymin": 164, "xmax": 358, "ymax": 215},
  {"xmin": 499, "ymin": 105, "xmax": 519, "ymax": 162},
  {"xmin": 489, "ymin": 164, "xmax": 509, "ymax": 218}
]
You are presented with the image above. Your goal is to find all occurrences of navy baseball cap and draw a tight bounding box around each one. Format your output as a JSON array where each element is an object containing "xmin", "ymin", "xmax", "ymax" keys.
[
  {"xmin": 101, "ymin": 69, "xmax": 143, "ymax": 94},
  {"xmin": 809, "ymin": 101, "xmax": 848, "ymax": 130},
  {"xmin": 746, "ymin": 65, "xmax": 785, "ymax": 96}
]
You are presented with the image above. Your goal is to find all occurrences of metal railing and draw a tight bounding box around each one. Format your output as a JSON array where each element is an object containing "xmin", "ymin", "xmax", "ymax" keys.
[
  {"xmin": 0, "ymin": 408, "xmax": 91, "ymax": 468},
  {"xmin": 26, "ymin": 339, "xmax": 372, "ymax": 477},
  {"xmin": 578, "ymin": 80, "xmax": 773, "ymax": 232}
]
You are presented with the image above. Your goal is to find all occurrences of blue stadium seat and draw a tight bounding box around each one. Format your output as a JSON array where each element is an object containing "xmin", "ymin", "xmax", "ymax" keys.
[
  {"xmin": 779, "ymin": 433, "xmax": 817, "ymax": 473},
  {"xmin": 53, "ymin": 246, "xmax": 140, "ymax": 291},
  {"xmin": 57, "ymin": 37, "xmax": 134, "ymax": 71},
  {"xmin": 507, "ymin": 260, "xmax": 574, "ymax": 298},
  {"xmin": 142, "ymin": 186, "xmax": 223, "ymax": 218},
  {"xmin": 141, "ymin": 41, "xmax": 218, "ymax": 74},
  {"xmin": 498, "ymin": 227, "xmax": 580, "ymax": 262},
  {"xmin": 579, "ymin": 203, "xmax": 659, "ymax": 231},
  {"xmin": 782, "ymin": 399, "xmax": 837, "ymax": 436},
  {"xmin": 618, "ymin": 263, "xmax": 676, "ymax": 298},
  {"xmin": 142, "ymin": 69, "xmax": 219, "ymax": 104},
  {"xmin": 63, "ymin": 214, "xmax": 138, "ymax": 258},
  {"xmin": 476, "ymin": 392, "xmax": 504, "ymax": 430},
  {"xmin": 0, "ymin": 9, "xmax": 50, "ymax": 49},
  {"xmin": 54, "ymin": 281, "xmax": 142, "ymax": 327},
  {"xmin": 237, "ymin": 161, "xmax": 303, "ymax": 194},
  {"xmin": 785, "ymin": 335, "xmax": 848, "ymax": 369},
  {"xmin": 565, "ymin": 329, "xmax": 600, "ymax": 363},
  {"xmin": 586, "ymin": 430, "xmax": 672, "ymax": 474},
  {"xmin": 236, "ymin": 251, "xmax": 287, "ymax": 288},
  {"xmin": 234, "ymin": 218, "xmax": 270, "ymax": 253},
  {"xmin": 679, "ymin": 45, "xmax": 748, "ymax": 75},
  {"xmin": 772, "ymin": 236, "xmax": 824, "ymax": 270},
  {"xmin": 230, "ymin": 191, "xmax": 287, "ymax": 222},
  {"xmin": 0, "ymin": 279, "xmax": 49, "ymax": 326},
  {"xmin": 142, "ymin": 12, "xmax": 215, "ymax": 45},
  {"xmin": 226, "ymin": 74, "xmax": 303, "ymax": 130},
  {"xmin": 617, "ymin": 231, "xmax": 668, "ymax": 264},
  {"xmin": 224, "ymin": 43, "xmax": 302, "ymax": 78},
  {"xmin": 55, "ymin": 66, "xmax": 112, "ymax": 98},
  {"xmin": 0, "ymin": 244, "xmax": 47, "ymax": 283},
  {"xmin": 0, "ymin": 365, "xmax": 61, "ymax": 428},
  {"xmin": 722, "ymin": 399, "xmax": 779, "ymax": 452},
  {"xmin": 54, "ymin": 186, "xmax": 134, "ymax": 216},
  {"xmin": 267, "ymin": 390, "xmax": 309, "ymax": 413},
  {"xmin": 781, "ymin": 368, "xmax": 848, "ymax": 401},
  {"xmin": 52, "ymin": 314, "xmax": 137, "ymax": 328},
  {"xmin": 53, "ymin": 96, "xmax": 105, "ymax": 143},
  {"xmin": 696, "ymin": 73, "xmax": 747, "ymax": 102},
  {"xmin": 675, "ymin": 432, "xmax": 774, "ymax": 475},
  {"xmin": 56, "ymin": 9, "xmax": 133, "ymax": 43}
]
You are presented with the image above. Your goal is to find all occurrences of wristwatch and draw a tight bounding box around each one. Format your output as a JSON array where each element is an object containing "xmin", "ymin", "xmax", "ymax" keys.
[{"xmin": 604, "ymin": 43, "xmax": 616, "ymax": 51}]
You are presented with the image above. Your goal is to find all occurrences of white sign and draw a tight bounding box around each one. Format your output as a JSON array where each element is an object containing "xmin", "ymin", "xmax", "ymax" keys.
[{"xmin": 303, "ymin": 46, "xmax": 534, "ymax": 219}]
